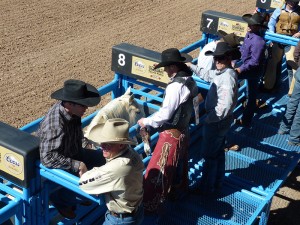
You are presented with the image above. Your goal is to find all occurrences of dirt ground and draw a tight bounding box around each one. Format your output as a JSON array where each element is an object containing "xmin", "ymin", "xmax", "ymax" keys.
[{"xmin": 0, "ymin": 0, "xmax": 299, "ymax": 224}]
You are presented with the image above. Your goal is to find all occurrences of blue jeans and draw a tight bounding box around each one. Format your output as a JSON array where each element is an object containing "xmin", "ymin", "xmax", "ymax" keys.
[
  {"xmin": 200, "ymin": 115, "xmax": 233, "ymax": 191},
  {"xmin": 238, "ymin": 69, "xmax": 260, "ymax": 125},
  {"xmin": 279, "ymin": 68, "xmax": 300, "ymax": 144},
  {"xmin": 103, "ymin": 204, "xmax": 144, "ymax": 225}
]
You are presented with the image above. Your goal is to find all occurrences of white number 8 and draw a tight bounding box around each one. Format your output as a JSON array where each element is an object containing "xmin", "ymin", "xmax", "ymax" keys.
[{"xmin": 118, "ymin": 53, "xmax": 126, "ymax": 66}]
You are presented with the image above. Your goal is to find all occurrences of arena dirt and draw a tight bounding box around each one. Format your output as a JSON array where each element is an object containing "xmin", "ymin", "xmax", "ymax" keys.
[{"xmin": 1, "ymin": 0, "xmax": 299, "ymax": 224}]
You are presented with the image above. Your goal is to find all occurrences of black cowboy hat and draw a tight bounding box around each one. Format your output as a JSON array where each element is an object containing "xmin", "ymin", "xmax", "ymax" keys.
[
  {"xmin": 217, "ymin": 30, "xmax": 243, "ymax": 48},
  {"xmin": 51, "ymin": 79, "xmax": 101, "ymax": 107},
  {"xmin": 242, "ymin": 13, "xmax": 268, "ymax": 29},
  {"xmin": 154, "ymin": 48, "xmax": 193, "ymax": 69},
  {"xmin": 205, "ymin": 42, "xmax": 241, "ymax": 60}
]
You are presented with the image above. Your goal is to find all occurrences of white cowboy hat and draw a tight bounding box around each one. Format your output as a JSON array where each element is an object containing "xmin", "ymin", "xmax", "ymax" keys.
[{"xmin": 87, "ymin": 118, "xmax": 137, "ymax": 145}]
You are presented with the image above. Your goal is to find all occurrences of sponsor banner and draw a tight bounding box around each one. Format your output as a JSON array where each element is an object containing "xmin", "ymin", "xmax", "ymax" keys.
[
  {"xmin": 218, "ymin": 18, "xmax": 248, "ymax": 37},
  {"xmin": 131, "ymin": 56, "xmax": 169, "ymax": 84},
  {"xmin": 270, "ymin": 0, "xmax": 284, "ymax": 9},
  {"xmin": 0, "ymin": 145, "xmax": 24, "ymax": 180}
]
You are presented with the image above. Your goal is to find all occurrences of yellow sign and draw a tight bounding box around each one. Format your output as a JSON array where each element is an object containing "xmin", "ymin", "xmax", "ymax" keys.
[
  {"xmin": 131, "ymin": 56, "xmax": 170, "ymax": 84},
  {"xmin": 0, "ymin": 145, "xmax": 24, "ymax": 180},
  {"xmin": 270, "ymin": 0, "xmax": 284, "ymax": 9},
  {"xmin": 218, "ymin": 18, "xmax": 248, "ymax": 37}
]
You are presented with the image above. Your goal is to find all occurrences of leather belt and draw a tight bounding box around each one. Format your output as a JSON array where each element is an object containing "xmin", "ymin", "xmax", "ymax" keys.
[
  {"xmin": 110, "ymin": 210, "xmax": 135, "ymax": 218},
  {"xmin": 164, "ymin": 128, "xmax": 182, "ymax": 138}
]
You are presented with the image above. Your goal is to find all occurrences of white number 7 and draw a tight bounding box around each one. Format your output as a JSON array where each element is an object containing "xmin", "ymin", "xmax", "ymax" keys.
[{"xmin": 206, "ymin": 18, "xmax": 213, "ymax": 28}]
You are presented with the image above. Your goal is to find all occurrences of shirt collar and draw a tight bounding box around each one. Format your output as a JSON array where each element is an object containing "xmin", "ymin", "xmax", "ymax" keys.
[
  {"xmin": 106, "ymin": 147, "xmax": 129, "ymax": 162},
  {"xmin": 58, "ymin": 101, "xmax": 72, "ymax": 120},
  {"xmin": 216, "ymin": 67, "xmax": 230, "ymax": 75}
]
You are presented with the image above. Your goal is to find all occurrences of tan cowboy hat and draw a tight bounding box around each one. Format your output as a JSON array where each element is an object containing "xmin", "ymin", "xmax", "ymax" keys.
[
  {"xmin": 217, "ymin": 30, "xmax": 243, "ymax": 48},
  {"xmin": 87, "ymin": 118, "xmax": 137, "ymax": 145},
  {"xmin": 51, "ymin": 79, "xmax": 101, "ymax": 107}
]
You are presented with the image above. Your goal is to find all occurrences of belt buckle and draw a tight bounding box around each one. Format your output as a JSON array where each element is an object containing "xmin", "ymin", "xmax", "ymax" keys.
[{"xmin": 110, "ymin": 211, "xmax": 120, "ymax": 218}]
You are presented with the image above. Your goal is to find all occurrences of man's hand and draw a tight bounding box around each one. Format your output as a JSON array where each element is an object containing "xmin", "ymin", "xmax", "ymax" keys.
[
  {"xmin": 79, "ymin": 162, "xmax": 88, "ymax": 177},
  {"xmin": 293, "ymin": 32, "xmax": 300, "ymax": 38},
  {"xmin": 185, "ymin": 62, "xmax": 192, "ymax": 68},
  {"xmin": 235, "ymin": 67, "xmax": 241, "ymax": 74},
  {"xmin": 137, "ymin": 118, "xmax": 146, "ymax": 128}
]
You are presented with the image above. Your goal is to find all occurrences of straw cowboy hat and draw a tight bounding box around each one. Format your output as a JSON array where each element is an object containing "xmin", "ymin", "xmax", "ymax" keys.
[
  {"xmin": 205, "ymin": 42, "xmax": 241, "ymax": 60},
  {"xmin": 242, "ymin": 13, "xmax": 268, "ymax": 29},
  {"xmin": 154, "ymin": 48, "xmax": 193, "ymax": 69},
  {"xmin": 51, "ymin": 79, "xmax": 100, "ymax": 107},
  {"xmin": 87, "ymin": 118, "xmax": 137, "ymax": 145},
  {"xmin": 217, "ymin": 30, "xmax": 243, "ymax": 48}
]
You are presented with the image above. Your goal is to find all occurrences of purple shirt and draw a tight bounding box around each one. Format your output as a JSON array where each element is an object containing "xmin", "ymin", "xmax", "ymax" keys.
[{"xmin": 239, "ymin": 32, "xmax": 265, "ymax": 73}]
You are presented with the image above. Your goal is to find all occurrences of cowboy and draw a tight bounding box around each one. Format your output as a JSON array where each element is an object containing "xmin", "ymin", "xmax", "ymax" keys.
[
  {"xmin": 137, "ymin": 48, "xmax": 198, "ymax": 213},
  {"xmin": 196, "ymin": 30, "xmax": 242, "ymax": 71},
  {"xmin": 37, "ymin": 79, "xmax": 105, "ymax": 219},
  {"xmin": 79, "ymin": 118, "xmax": 144, "ymax": 225},
  {"xmin": 267, "ymin": 0, "xmax": 300, "ymax": 94},
  {"xmin": 234, "ymin": 12, "xmax": 267, "ymax": 127},
  {"xmin": 188, "ymin": 42, "xmax": 239, "ymax": 194}
]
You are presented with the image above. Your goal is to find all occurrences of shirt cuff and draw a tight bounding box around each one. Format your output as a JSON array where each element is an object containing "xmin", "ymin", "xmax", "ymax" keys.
[
  {"xmin": 72, "ymin": 159, "xmax": 81, "ymax": 173},
  {"xmin": 190, "ymin": 64, "xmax": 197, "ymax": 72}
]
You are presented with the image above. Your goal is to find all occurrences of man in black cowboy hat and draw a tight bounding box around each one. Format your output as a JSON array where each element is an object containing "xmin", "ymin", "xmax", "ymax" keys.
[
  {"xmin": 137, "ymin": 48, "xmax": 198, "ymax": 213},
  {"xmin": 187, "ymin": 42, "xmax": 239, "ymax": 194},
  {"xmin": 234, "ymin": 12, "xmax": 267, "ymax": 127},
  {"xmin": 194, "ymin": 30, "xmax": 242, "ymax": 71},
  {"xmin": 37, "ymin": 79, "xmax": 105, "ymax": 219}
]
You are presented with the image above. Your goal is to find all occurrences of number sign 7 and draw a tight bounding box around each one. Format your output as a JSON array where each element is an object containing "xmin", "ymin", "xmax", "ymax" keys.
[{"xmin": 206, "ymin": 18, "xmax": 213, "ymax": 28}]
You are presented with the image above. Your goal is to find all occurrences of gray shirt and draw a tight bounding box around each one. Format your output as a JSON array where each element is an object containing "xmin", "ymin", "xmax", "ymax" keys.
[{"xmin": 190, "ymin": 65, "xmax": 238, "ymax": 123}]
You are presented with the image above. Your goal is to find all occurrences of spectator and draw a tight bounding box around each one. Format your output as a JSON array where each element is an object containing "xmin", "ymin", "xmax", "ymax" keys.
[
  {"xmin": 278, "ymin": 41, "xmax": 300, "ymax": 146},
  {"xmin": 137, "ymin": 48, "xmax": 198, "ymax": 213},
  {"xmin": 267, "ymin": 0, "xmax": 300, "ymax": 93},
  {"xmin": 194, "ymin": 30, "xmax": 242, "ymax": 152},
  {"xmin": 187, "ymin": 42, "xmax": 239, "ymax": 194},
  {"xmin": 79, "ymin": 118, "xmax": 144, "ymax": 225},
  {"xmin": 196, "ymin": 30, "xmax": 242, "ymax": 71},
  {"xmin": 235, "ymin": 12, "xmax": 267, "ymax": 127},
  {"xmin": 37, "ymin": 79, "xmax": 105, "ymax": 219}
]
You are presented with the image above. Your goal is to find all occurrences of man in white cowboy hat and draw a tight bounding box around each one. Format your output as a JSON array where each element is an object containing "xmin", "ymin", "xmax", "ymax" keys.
[
  {"xmin": 187, "ymin": 42, "xmax": 239, "ymax": 194},
  {"xmin": 137, "ymin": 48, "xmax": 198, "ymax": 213},
  {"xmin": 267, "ymin": 0, "xmax": 300, "ymax": 94},
  {"xmin": 79, "ymin": 118, "xmax": 144, "ymax": 225},
  {"xmin": 195, "ymin": 30, "xmax": 243, "ymax": 71},
  {"xmin": 234, "ymin": 12, "xmax": 267, "ymax": 127},
  {"xmin": 37, "ymin": 79, "xmax": 105, "ymax": 219}
]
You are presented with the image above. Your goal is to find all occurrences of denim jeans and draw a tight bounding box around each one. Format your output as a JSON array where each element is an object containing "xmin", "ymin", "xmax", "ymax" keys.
[
  {"xmin": 200, "ymin": 115, "xmax": 233, "ymax": 192},
  {"xmin": 239, "ymin": 72, "xmax": 260, "ymax": 125},
  {"xmin": 279, "ymin": 68, "xmax": 300, "ymax": 144},
  {"xmin": 103, "ymin": 204, "xmax": 144, "ymax": 225}
]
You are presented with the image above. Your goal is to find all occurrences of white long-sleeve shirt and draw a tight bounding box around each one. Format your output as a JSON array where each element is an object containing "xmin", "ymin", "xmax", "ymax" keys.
[{"xmin": 143, "ymin": 76, "xmax": 193, "ymax": 128}]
